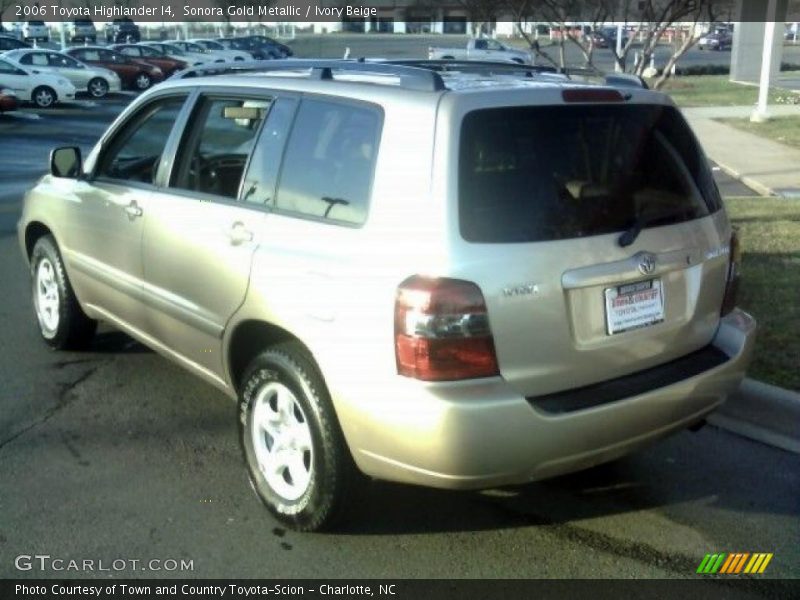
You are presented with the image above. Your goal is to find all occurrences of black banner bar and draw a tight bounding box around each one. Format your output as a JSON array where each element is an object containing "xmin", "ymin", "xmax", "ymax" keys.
[{"xmin": 2, "ymin": 579, "xmax": 799, "ymax": 600}]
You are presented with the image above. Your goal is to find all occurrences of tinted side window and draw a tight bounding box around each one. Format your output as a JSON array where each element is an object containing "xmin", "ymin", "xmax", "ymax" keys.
[
  {"xmin": 276, "ymin": 99, "xmax": 380, "ymax": 226},
  {"xmin": 0, "ymin": 59, "xmax": 19, "ymax": 73},
  {"xmin": 96, "ymin": 96, "xmax": 186, "ymax": 184},
  {"xmin": 241, "ymin": 98, "xmax": 297, "ymax": 207},
  {"xmin": 171, "ymin": 96, "xmax": 268, "ymax": 199},
  {"xmin": 48, "ymin": 53, "xmax": 77, "ymax": 68}
]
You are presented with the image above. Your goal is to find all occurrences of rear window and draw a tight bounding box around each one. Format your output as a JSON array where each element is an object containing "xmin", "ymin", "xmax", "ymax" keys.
[{"xmin": 458, "ymin": 104, "xmax": 722, "ymax": 243}]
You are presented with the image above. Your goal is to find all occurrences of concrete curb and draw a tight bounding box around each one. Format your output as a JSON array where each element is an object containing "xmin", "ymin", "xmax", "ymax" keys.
[
  {"xmin": 712, "ymin": 160, "xmax": 775, "ymax": 197},
  {"xmin": 709, "ymin": 378, "xmax": 800, "ymax": 454}
]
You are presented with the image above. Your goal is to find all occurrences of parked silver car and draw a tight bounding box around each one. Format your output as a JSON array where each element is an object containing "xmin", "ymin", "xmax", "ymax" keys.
[
  {"xmin": 3, "ymin": 48, "xmax": 121, "ymax": 98},
  {"xmin": 18, "ymin": 60, "xmax": 755, "ymax": 532}
]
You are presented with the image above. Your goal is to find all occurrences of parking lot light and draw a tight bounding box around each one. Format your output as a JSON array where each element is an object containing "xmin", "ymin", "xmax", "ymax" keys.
[{"xmin": 751, "ymin": 0, "xmax": 778, "ymax": 123}]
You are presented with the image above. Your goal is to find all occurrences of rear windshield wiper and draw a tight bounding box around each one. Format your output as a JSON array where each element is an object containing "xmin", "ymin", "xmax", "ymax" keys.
[
  {"xmin": 618, "ymin": 211, "xmax": 693, "ymax": 247},
  {"xmin": 618, "ymin": 218, "xmax": 643, "ymax": 247}
]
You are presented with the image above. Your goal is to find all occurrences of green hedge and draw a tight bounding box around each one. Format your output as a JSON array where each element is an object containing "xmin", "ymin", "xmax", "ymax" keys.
[{"xmin": 656, "ymin": 63, "xmax": 800, "ymax": 76}]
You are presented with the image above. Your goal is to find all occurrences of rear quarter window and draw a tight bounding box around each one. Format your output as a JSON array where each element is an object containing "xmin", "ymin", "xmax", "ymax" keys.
[
  {"xmin": 459, "ymin": 104, "xmax": 721, "ymax": 244},
  {"xmin": 275, "ymin": 98, "xmax": 381, "ymax": 226}
]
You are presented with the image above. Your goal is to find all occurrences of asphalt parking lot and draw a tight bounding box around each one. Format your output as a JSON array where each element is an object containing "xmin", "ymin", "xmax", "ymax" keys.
[{"xmin": 0, "ymin": 79, "xmax": 798, "ymax": 583}]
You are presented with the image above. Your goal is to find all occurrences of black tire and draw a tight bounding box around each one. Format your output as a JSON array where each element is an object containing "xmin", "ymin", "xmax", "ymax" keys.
[
  {"xmin": 30, "ymin": 235, "xmax": 97, "ymax": 350},
  {"xmin": 239, "ymin": 342, "xmax": 360, "ymax": 532},
  {"xmin": 134, "ymin": 72, "xmax": 152, "ymax": 90},
  {"xmin": 88, "ymin": 77, "xmax": 109, "ymax": 98},
  {"xmin": 32, "ymin": 86, "xmax": 56, "ymax": 109}
]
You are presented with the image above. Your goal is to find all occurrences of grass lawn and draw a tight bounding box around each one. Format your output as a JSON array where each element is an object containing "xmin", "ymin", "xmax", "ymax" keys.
[
  {"xmin": 658, "ymin": 75, "xmax": 785, "ymax": 107},
  {"xmin": 725, "ymin": 197, "xmax": 800, "ymax": 391},
  {"xmin": 716, "ymin": 116, "xmax": 800, "ymax": 150}
]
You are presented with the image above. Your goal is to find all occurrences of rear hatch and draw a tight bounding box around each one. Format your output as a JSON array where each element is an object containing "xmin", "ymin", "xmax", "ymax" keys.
[{"xmin": 455, "ymin": 101, "xmax": 730, "ymax": 398}]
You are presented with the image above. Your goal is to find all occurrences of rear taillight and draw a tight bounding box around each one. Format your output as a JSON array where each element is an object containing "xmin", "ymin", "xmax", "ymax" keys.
[
  {"xmin": 721, "ymin": 229, "xmax": 741, "ymax": 316},
  {"xmin": 394, "ymin": 276, "xmax": 499, "ymax": 381}
]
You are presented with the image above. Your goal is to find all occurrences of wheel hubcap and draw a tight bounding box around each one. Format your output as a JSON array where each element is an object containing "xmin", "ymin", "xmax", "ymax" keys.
[
  {"xmin": 251, "ymin": 382, "xmax": 313, "ymax": 501},
  {"xmin": 90, "ymin": 81, "xmax": 107, "ymax": 96},
  {"xmin": 136, "ymin": 75, "xmax": 149, "ymax": 89},
  {"xmin": 36, "ymin": 90, "xmax": 52, "ymax": 106},
  {"xmin": 34, "ymin": 258, "xmax": 59, "ymax": 334}
]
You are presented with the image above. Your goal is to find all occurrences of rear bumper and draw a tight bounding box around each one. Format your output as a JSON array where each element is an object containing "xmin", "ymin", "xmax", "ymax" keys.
[{"xmin": 345, "ymin": 309, "xmax": 756, "ymax": 489}]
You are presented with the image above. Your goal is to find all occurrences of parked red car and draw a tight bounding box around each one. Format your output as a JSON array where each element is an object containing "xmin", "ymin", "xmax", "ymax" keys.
[
  {"xmin": 111, "ymin": 43, "xmax": 188, "ymax": 77},
  {"xmin": 66, "ymin": 46, "xmax": 164, "ymax": 90},
  {"xmin": 0, "ymin": 88, "xmax": 19, "ymax": 112}
]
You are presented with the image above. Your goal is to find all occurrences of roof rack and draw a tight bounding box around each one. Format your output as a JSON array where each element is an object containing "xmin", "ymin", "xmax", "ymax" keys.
[
  {"xmin": 379, "ymin": 59, "xmax": 561, "ymax": 77},
  {"xmin": 171, "ymin": 59, "xmax": 446, "ymax": 92}
]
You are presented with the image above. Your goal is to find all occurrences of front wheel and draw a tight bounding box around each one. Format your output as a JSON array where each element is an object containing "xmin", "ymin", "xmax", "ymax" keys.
[
  {"xmin": 31, "ymin": 235, "xmax": 97, "ymax": 349},
  {"xmin": 239, "ymin": 342, "xmax": 360, "ymax": 531},
  {"xmin": 134, "ymin": 72, "xmax": 152, "ymax": 90},
  {"xmin": 88, "ymin": 77, "xmax": 109, "ymax": 98},
  {"xmin": 32, "ymin": 86, "xmax": 56, "ymax": 108}
]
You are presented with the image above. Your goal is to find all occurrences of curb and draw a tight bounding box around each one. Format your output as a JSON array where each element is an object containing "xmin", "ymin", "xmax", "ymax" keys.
[
  {"xmin": 708, "ymin": 378, "xmax": 800, "ymax": 454},
  {"xmin": 712, "ymin": 159, "xmax": 775, "ymax": 197}
]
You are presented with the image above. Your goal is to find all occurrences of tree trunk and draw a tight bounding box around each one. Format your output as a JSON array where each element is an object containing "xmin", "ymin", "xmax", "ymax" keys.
[{"xmin": 653, "ymin": 30, "xmax": 700, "ymax": 89}]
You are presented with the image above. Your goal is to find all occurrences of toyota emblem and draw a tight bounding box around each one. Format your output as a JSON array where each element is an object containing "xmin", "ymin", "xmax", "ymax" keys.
[{"xmin": 638, "ymin": 254, "xmax": 657, "ymax": 275}]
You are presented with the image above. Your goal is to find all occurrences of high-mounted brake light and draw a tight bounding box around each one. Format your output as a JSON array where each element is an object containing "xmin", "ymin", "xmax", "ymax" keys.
[
  {"xmin": 394, "ymin": 276, "xmax": 499, "ymax": 381},
  {"xmin": 721, "ymin": 230, "xmax": 741, "ymax": 316},
  {"xmin": 562, "ymin": 89, "xmax": 624, "ymax": 103}
]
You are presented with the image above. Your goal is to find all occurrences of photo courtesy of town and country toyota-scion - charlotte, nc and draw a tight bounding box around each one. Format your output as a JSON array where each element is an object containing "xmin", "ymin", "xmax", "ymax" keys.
[
  {"xmin": 14, "ymin": 583, "xmax": 392, "ymax": 597},
  {"xmin": 12, "ymin": 2, "xmax": 379, "ymax": 20}
]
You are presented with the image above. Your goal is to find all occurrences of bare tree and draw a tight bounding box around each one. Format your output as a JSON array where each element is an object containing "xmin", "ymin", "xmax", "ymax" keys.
[
  {"xmin": 506, "ymin": 0, "xmax": 619, "ymax": 71},
  {"xmin": 504, "ymin": 0, "xmax": 562, "ymax": 69},
  {"xmin": 506, "ymin": 0, "xmax": 734, "ymax": 87},
  {"xmin": 625, "ymin": 0, "xmax": 733, "ymax": 88}
]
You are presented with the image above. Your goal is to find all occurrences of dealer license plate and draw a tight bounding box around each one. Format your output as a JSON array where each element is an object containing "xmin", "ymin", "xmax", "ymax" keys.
[{"xmin": 604, "ymin": 279, "xmax": 665, "ymax": 335}]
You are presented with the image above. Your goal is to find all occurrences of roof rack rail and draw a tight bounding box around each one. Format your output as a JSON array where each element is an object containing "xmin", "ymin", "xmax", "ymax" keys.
[
  {"xmin": 380, "ymin": 59, "xmax": 561, "ymax": 77},
  {"xmin": 603, "ymin": 73, "xmax": 649, "ymax": 90},
  {"xmin": 171, "ymin": 59, "xmax": 446, "ymax": 92}
]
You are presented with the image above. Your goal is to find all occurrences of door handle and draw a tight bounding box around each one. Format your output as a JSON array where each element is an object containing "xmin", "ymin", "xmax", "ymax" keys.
[
  {"xmin": 229, "ymin": 222, "xmax": 254, "ymax": 245},
  {"xmin": 124, "ymin": 200, "xmax": 143, "ymax": 218}
]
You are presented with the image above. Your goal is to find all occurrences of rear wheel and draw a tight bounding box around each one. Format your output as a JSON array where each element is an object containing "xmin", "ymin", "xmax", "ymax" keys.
[
  {"xmin": 134, "ymin": 72, "xmax": 152, "ymax": 90},
  {"xmin": 32, "ymin": 86, "xmax": 56, "ymax": 108},
  {"xmin": 88, "ymin": 77, "xmax": 109, "ymax": 98},
  {"xmin": 31, "ymin": 235, "xmax": 97, "ymax": 350},
  {"xmin": 239, "ymin": 342, "xmax": 360, "ymax": 531}
]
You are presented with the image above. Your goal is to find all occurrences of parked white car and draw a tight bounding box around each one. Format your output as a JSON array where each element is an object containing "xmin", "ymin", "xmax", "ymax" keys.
[
  {"xmin": 3, "ymin": 49, "xmax": 120, "ymax": 98},
  {"xmin": 0, "ymin": 56, "xmax": 76, "ymax": 107},
  {"xmin": 190, "ymin": 39, "xmax": 253, "ymax": 62},
  {"xmin": 171, "ymin": 41, "xmax": 228, "ymax": 63},
  {"xmin": 139, "ymin": 42, "xmax": 209, "ymax": 67}
]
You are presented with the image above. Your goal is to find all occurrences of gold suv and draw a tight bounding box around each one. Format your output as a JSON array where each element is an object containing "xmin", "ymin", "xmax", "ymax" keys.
[{"xmin": 18, "ymin": 61, "xmax": 756, "ymax": 531}]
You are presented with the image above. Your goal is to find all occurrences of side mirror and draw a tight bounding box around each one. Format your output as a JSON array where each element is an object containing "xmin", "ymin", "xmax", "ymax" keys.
[{"xmin": 50, "ymin": 146, "xmax": 82, "ymax": 178}]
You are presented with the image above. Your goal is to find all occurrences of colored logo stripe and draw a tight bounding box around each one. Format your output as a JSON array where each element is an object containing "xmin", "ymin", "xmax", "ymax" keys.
[
  {"xmin": 745, "ymin": 553, "xmax": 773, "ymax": 574},
  {"xmin": 697, "ymin": 553, "xmax": 773, "ymax": 574},
  {"xmin": 697, "ymin": 553, "xmax": 727, "ymax": 574}
]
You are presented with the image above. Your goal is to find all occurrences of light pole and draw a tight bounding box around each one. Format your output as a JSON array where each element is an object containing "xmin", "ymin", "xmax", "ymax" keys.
[{"xmin": 751, "ymin": 0, "xmax": 778, "ymax": 123}]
